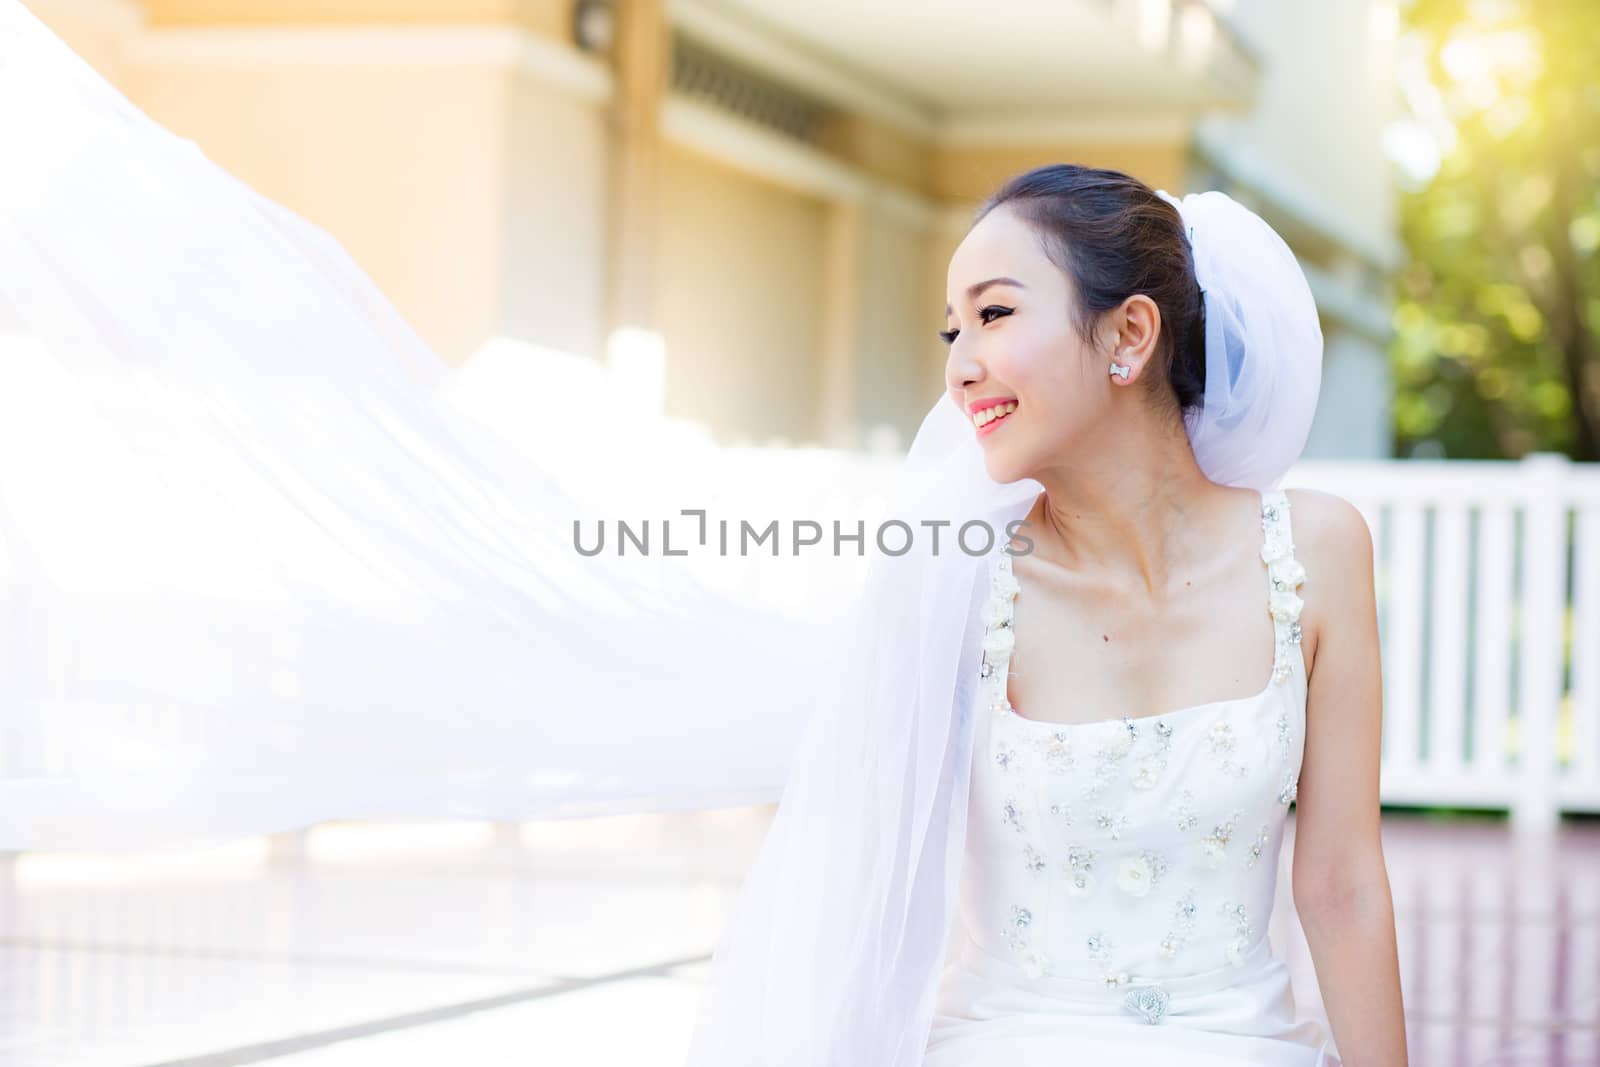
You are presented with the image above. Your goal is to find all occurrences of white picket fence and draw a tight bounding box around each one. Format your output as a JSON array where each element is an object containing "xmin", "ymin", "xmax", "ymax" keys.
[{"xmin": 1289, "ymin": 452, "xmax": 1600, "ymax": 830}]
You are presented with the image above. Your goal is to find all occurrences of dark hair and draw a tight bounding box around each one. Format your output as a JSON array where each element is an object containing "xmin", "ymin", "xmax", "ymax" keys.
[{"xmin": 974, "ymin": 163, "xmax": 1205, "ymax": 420}]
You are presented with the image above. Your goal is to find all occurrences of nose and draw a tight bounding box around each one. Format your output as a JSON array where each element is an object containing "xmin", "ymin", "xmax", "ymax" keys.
[{"xmin": 944, "ymin": 344, "xmax": 983, "ymax": 395}]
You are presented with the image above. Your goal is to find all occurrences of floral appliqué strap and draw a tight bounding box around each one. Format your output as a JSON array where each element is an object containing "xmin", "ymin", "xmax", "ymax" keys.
[
  {"xmin": 978, "ymin": 547, "xmax": 1020, "ymax": 713},
  {"xmin": 1260, "ymin": 488, "xmax": 1307, "ymax": 686}
]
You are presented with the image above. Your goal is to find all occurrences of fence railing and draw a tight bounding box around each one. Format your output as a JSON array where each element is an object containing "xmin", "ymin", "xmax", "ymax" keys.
[{"xmin": 1289, "ymin": 452, "xmax": 1599, "ymax": 830}]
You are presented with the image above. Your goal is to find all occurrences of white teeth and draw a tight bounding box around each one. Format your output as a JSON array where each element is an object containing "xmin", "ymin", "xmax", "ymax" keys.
[{"xmin": 974, "ymin": 402, "xmax": 1016, "ymax": 427}]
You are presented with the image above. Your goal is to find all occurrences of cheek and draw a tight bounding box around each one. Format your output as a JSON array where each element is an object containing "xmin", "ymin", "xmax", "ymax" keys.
[
  {"xmin": 1011, "ymin": 344, "xmax": 1103, "ymax": 445},
  {"xmin": 995, "ymin": 330, "xmax": 1078, "ymax": 408}
]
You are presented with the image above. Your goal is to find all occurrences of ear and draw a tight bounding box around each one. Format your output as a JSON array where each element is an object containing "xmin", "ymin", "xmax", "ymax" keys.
[{"xmin": 1106, "ymin": 294, "xmax": 1162, "ymax": 384}]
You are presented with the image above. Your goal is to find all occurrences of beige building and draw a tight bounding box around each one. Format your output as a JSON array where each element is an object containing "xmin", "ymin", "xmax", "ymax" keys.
[{"xmin": 30, "ymin": 0, "xmax": 1403, "ymax": 456}]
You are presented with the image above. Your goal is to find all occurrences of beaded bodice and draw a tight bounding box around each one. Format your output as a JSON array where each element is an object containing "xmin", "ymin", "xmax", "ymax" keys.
[{"xmin": 958, "ymin": 487, "xmax": 1308, "ymax": 1006}]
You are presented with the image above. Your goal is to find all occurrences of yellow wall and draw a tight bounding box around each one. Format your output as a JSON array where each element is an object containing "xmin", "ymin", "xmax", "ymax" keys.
[
  {"xmin": 31, "ymin": 0, "xmax": 1204, "ymax": 446},
  {"xmin": 855, "ymin": 212, "xmax": 946, "ymax": 450},
  {"xmin": 144, "ymin": 0, "xmax": 569, "ymax": 36},
  {"xmin": 815, "ymin": 112, "xmax": 933, "ymax": 196},
  {"xmin": 499, "ymin": 70, "xmax": 611, "ymax": 363},
  {"xmin": 933, "ymin": 141, "xmax": 1189, "ymax": 204},
  {"xmin": 126, "ymin": 58, "xmax": 511, "ymax": 365},
  {"xmin": 656, "ymin": 145, "xmax": 827, "ymax": 445}
]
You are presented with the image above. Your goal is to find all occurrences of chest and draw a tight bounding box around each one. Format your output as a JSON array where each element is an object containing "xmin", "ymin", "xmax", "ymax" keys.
[{"xmin": 1000, "ymin": 550, "xmax": 1282, "ymax": 727}]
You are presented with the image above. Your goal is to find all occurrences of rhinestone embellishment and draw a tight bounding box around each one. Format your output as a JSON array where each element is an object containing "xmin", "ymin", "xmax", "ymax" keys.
[
  {"xmin": 1123, "ymin": 984, "xmax": 1170, "ymax": 1025},
  {"xmin": 1036, "ymin": 732, "xmax": 1074, "ymax": 773},
  {"xmin": 1115, "ymin": 850, "xmax": 1168, "ymax": 896},
  {"xmin": 994, "ymin": 741, "xmax": 1019, "ymax": 774},
  {"xmin": 1093, "ymin": 807, "xmax": 1129, "ymax": 840},
  {"xmin": 1004, "ymin": 903, "xmax": 1032, "ymax": 951},
  {"xmin": 1003, "ymin": 902, "xmax": 1035, "ymax": 959},
  {"xmin": 1278, "ymin": 771, "xmax": 1299, "ymax": 806},
  {"xmin": 1086, "ymin": 931, "xmax": 1128, "ymax": 987},
  {"xmin": 1245, "ymin": 824, "xmax": 1271, "ymax": 869},
  {"xmin": 1221, "ymin": 901, "xmax": 1254, "ymax": 966},
  {"xmin": 1206, "ymin": 717, "xmax": 1248, "ymax": 778},
  {"xmin": 1063, "ymin": 844, "xmax": 1097, "ymax": 896},
  {"xmin": 1194, "ymin": 809, "xmax": 1244, "ymax": 869},
  {"xmin": 1131, "ymin": 719, "xmax": 1174, "ymax": 789},
  {"xmin": 1001, "ymin": 795, "xmax": 1025, "ymax": 832},
  {"xmin": 1171, "ymin": 789, "xmax": 1199, "ymax": 832},
  {"xmin": 1160, "ymin": 887, "xmax": 1199, "ymax": 959}
]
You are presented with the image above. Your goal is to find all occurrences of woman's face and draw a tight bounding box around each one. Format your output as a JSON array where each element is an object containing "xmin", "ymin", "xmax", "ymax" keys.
[{"xmin": 941, "ymin": 204, "xmax": 1114, "ymax": 485}]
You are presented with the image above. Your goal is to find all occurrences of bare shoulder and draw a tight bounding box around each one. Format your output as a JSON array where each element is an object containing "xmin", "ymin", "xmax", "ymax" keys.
[
  {"xmin": 1281, "ymin": 487, "xmax": 1374, "ymax": 565},
  {"xmin": 1280, "ymin": 488, "xmax": 1377, "ymax": 672}
]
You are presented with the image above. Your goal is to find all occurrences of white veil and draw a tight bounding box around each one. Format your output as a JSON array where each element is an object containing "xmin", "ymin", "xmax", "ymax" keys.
[
  {"xmin": 0, "ymin": 3, "xmax": 1326, "ymax": 1063},
  {"xmin": 0, "ymin": 0, "xmax": 835, "ymax": 850}
]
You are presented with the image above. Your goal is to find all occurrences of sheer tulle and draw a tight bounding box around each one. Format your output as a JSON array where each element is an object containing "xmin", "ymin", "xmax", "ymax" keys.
[
  {"xmin": 1160, "ymin": 188, "xmax": 1325, "ymax": 490},
  {"xmin": 0, "ymin": 3, "xmax": 1328, "ymax": 1062},
  {"xmin": 0, "ymin": 0, "xmax": 836, "ymax": 851}
]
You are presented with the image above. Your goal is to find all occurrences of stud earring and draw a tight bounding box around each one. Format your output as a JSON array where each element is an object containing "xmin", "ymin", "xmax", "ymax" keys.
[{"xmin": 1109, "ymin": 362, "xmax": 1131, "ymax": 381}]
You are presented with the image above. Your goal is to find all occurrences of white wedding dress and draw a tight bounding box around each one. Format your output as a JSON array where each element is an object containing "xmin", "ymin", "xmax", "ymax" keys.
[{"xmin": 925, "ymin": 487, "xmax": 1340, "ymax": 1065}]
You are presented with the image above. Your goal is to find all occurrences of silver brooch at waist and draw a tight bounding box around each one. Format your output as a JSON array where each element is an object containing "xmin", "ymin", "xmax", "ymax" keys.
[{"xmin": 1122, "ymin": 983, "xmax": 1170, "ymax": 1024}]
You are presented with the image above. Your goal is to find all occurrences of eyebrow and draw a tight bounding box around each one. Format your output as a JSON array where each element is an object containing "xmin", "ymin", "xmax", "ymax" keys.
[{"xmin": 945, "ymin": 277, "xmax": 1026, "ymax": 317}]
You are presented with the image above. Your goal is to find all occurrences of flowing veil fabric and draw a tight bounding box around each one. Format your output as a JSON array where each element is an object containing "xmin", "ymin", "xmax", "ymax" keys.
[
  {"xmin": 0, "ymin": 3, "xmax": 1330, "ymax": 1063},
  {"xmin": 0, "ymin": 0, "xmax": 837, "ymax": 850}
]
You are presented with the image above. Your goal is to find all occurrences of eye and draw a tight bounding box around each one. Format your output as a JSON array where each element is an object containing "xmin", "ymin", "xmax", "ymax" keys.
[
  {"xmin": 937, "ymin": 305, "xmax": 1013, "ymax": 346},
  {"xmin": 979, "ymin": 304, "xmax": 1014, "ymax": 324}
]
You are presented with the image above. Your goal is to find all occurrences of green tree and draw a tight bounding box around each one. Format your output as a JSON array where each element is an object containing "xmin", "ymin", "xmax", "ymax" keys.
[{"xmin": 1393, "ymin": 0, "xmax": 1600, "ymax": 459}]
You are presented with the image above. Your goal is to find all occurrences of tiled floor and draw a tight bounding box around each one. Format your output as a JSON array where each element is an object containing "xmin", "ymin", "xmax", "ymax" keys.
[
  {"xmin": 1381, "ymin": 816, "xmax": 1600, "ymax": 1066},
  {"xmin": 0, "ymin": 811, "xmax": 1594, "ymax": 1066},
  {"xmin": 0, "ymin": 815, "xmax": 758, "ymax": 1067}
]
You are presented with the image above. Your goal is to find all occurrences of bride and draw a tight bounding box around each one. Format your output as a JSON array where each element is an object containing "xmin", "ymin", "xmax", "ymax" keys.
[
  {"xmin": 684, "ymin": 167, "xmax": 1407, "ymax": 1065},
  {"xmin": 923, "ymin": 171, "xmax": 1406, "ymax": 1062},
  {"xmin": 0, "ymin": 3, "xmax": 1404, "ymax": 1064}
]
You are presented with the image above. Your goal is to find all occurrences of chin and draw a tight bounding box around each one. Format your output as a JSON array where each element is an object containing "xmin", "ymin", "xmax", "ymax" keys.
[{"xmin": 980, "ymin": 449, "xmax": 1029, "ymax": 486}]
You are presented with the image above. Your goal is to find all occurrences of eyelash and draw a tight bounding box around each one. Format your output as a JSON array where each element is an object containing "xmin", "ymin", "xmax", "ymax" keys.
[{"xmin": 939, "ymin": 305, "xmax": 1012, "ymax": 345}]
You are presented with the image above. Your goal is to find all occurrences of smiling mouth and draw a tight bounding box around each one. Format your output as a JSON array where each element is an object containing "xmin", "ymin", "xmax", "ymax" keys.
[{"xmin": 973, "ymin": 401, "xmax": 1017, "ymax": 432}]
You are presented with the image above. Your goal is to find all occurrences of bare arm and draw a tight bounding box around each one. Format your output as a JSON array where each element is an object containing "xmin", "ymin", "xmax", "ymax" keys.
[{"xmin": 1289, "ymin": 489, "xmax": 1407, "ymax": 1065}]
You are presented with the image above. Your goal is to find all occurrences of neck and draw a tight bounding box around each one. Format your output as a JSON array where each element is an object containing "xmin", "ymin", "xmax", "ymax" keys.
[{"xmin": 1017, "ymin": 412, "xmax": 1230, "ymax": 600}]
